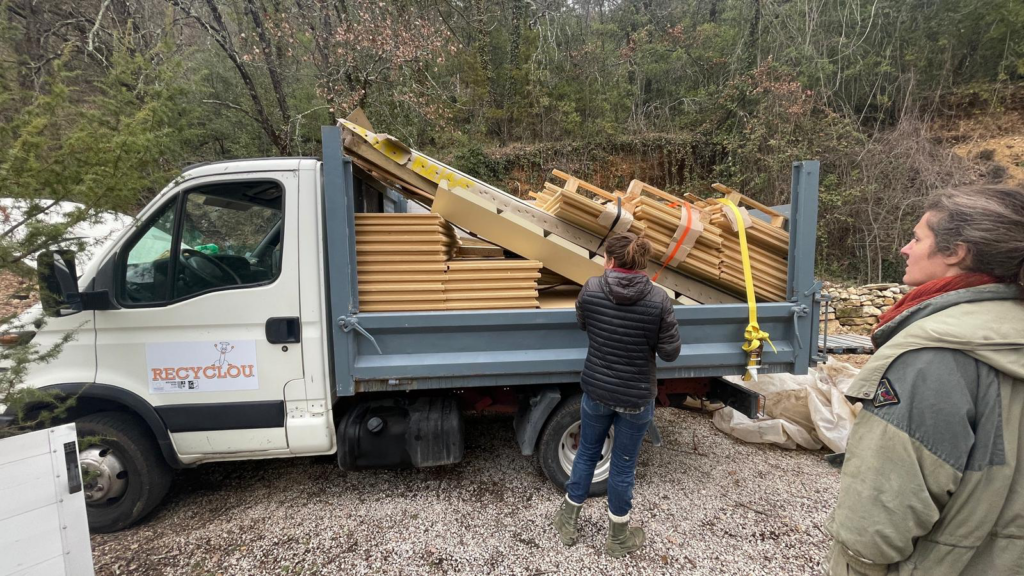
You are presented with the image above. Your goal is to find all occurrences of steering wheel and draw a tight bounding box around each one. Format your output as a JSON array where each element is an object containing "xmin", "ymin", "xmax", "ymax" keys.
[{"xmin": 179, "ymin": 249, "xmax": 241, "ymax": 286}]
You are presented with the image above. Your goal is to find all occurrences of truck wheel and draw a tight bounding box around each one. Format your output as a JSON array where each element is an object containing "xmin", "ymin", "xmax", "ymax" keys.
[
  {"xmin": 75, "ymin": 412, "xmax": 173, "ymax": 533},
  {"xmin": 537, "ymin": 394, "xmax": 612, "ymax": 497}
]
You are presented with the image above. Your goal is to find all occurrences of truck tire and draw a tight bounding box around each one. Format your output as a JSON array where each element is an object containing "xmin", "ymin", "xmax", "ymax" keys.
[
  {"xmin": 75, "ymin": 411, "xmax": 174, "ymax": 533},
  {"xmin": 537, "ymin": 394, "xmax": 610, "ymax": 497}
]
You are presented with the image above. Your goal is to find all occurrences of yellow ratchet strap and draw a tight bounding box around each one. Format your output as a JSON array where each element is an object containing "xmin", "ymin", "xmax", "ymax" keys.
[{"xmin": 714, "ymin": 198, "xmax": 776, "ymax": 380}]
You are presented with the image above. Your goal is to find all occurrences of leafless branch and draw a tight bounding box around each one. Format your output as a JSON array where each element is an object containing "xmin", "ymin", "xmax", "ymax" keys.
[{"xmin": 201, "ymin": 99, "xmax": 262, "ymax": 124}]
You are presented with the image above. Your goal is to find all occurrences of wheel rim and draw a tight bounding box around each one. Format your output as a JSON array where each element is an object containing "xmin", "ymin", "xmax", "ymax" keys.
[
  {"xmin": 79, "ymin": 445, "xmax": 129, "ymax": 507},
  {"xmin": 558, "ymin": 421, "xmax": 614, "ymax": 483}
]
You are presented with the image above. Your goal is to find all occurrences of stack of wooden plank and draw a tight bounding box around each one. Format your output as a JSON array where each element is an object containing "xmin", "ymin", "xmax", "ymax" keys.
[
  {"xmin": 355, "ymin": 213, "xmax": 458, "ymax": 312},
  {"xmin": 704, "ymin": 203, "xmax": 789, "ymax": 301},
  {"xmin": 537, "ymin": 172, "xmax": 646, "ymax": 239},
  {"xmin": 543, "ymin": 189, "xmax": 646, "ymax": 238},
  {"xmin": 533, "ymin": 171, "xmax": 792, "ymax": 302},
  {"xmin": 355, "ymin": 213, "xmax": 459, "ymax": 262},
  {"xmin": 443, "ymin": 259, "xmax": 542, "ymax": 310},
  {"xmin": 527, "ymin": 184, "xmax": 559, "ymax": 208},
  {"xmin": 631, "ymin": 198, "xmax": 722, "ymax": 284}
]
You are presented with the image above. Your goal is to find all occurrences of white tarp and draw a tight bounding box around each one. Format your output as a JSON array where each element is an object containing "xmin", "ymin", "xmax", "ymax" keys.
[
  {"xmin": 712, "ymin": 358, "xmax": 862, "ymax": 452},
  {"xmin": 0, "ymin": 198, "xmax": 133, "ymax": 269}
]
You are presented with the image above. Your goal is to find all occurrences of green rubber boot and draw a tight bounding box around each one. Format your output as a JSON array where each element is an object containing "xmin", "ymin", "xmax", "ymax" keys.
[
  {"xmin": 552, "ymin": 496, "xmax": 583, "ymax": 546},
  {"xmin": 606, "ymin": 513, "xmax": 645, "ymax": 558}
]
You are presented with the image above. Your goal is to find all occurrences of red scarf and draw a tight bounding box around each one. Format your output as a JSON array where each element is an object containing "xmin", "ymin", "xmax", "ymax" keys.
[
  {"xmin": 611, "ymin": 267, "xmax": 647, "ymax": 276},
  {"xmin": 873, "ymin": 272, "xmax": 1000, "ymax": 334}
]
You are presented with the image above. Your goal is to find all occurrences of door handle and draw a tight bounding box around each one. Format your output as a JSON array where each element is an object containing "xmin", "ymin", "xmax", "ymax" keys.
[{"xmin": 266, "ymin": 317, "xmax": 300, "ymax": 344}]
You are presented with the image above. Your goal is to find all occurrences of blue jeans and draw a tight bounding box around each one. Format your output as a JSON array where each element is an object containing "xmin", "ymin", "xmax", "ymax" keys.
[{"xmin": 564, "ymin": 393, "xmax": 654, "ymax": 517}]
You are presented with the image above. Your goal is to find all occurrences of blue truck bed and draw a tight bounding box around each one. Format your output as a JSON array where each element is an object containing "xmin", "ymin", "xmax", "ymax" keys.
[{"xmin": 319, "ymin": 126, "xmax": 823, "ymax": 398}]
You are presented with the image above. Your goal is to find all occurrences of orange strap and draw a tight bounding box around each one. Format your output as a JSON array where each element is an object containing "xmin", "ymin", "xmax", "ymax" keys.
[{"xmin": 652, "ymin": 203, "xmax": 694, "ymax": 282}]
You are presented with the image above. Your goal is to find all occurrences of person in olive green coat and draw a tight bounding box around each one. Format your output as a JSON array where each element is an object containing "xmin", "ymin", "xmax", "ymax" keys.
[{"xmin": 827, "ymin": 185, "xmax": 1024, "ymax": 576}]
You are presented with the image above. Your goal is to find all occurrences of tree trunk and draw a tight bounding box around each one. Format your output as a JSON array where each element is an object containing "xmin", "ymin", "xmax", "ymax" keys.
[
  {"xmin": 745, "ymin": 0, "xmax": 761, "ymax": 68},
  {"xmin": 171, "ymin": 0, "xmax": 290, "ymax": 154},
  {"xmin": 245, "ymin": 0, "xmax": 292, "ymax": 137}
]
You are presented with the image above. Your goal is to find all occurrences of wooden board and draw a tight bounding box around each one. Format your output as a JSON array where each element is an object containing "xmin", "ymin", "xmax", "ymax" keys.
[
  {"xmin": 447, "ymin": 259, "xmax": 542, "ymax": 271},
  {"xmin": 457, "ymin": 238, "xmax": 504, "ymax": 258},
  {"xmin": 445, "ymin": 289, "xmax": 539, "ymax": 300},
  {"xmin": 355, "ymin": 213, "xmax": 447, "ymax": 221},
  {"xmin": 358, "ymin": 272, "xmax": 448, "ymax": 282},
  {"xmin": 358, "ymin": 262, "xmax": 447, "ymax": 272},
  {"xmin": 356, "ymin": 254, "xmax": 450, "ymax": 262},
  {"xmin": 355, "ymin": 223, "xmax": 455, "ymax": 232},
  {"xmin": 358, "ymin": 292, "xmax": 445, "ymax": 303},
  {"xmin": 355, "ymin": 233, "xmax": 459, "ymax": 243},
  {"xmin": 443, "ymin": 272, "xmax": 541, "ymax": 281},
  {"xmin": 445, "ymin": 299, "xmax": 538, "ymax": 310},
  {"xmin": 357, "ymin": 282, "xmax": 445, "ymax": 292},
  {"xmin": 444, "ymin": 280, "xmax": 540, "ymax": 291},
  {"xmin": 356, "ymin": 244, "xmax": 459, "ymax": 253},
  {"xmin": 360, "ymin": 302, "xmax": 447, "ymax": 312}
]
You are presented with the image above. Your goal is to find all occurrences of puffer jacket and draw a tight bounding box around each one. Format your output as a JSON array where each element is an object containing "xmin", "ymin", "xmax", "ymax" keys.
[
  {"xmin": 575, "ymin": 269, "xmax": 681, "ymax": 408},
  {"xmin": 827, "ymin": 283, "xmax": 1024, "ymax": 576}
]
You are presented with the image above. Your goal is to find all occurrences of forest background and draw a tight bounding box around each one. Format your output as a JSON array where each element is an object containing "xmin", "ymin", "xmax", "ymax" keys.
[{"xmin": 3, "ymin": 0, "xmax": 1024, "ymax": 289}]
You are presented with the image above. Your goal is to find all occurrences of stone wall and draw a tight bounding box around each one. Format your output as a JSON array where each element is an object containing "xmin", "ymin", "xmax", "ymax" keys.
[{"xmin": 820, "ymin": 283, "xmax": 911, "ymax": 335}]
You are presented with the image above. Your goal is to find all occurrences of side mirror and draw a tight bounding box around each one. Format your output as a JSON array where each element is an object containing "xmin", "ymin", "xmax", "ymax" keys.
[
  {"xmin": 38, "ymin": 250, "xmax": 112, "ymax": 316},
  {"xmin": 38, "ymin": 250, "xmax": 79, "ymax": 316}
]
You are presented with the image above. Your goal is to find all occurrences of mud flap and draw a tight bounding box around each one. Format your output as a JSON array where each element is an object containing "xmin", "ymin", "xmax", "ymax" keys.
[{"xmin": 514, "ymin": 387, "xmax": 561, "ymax": 456}]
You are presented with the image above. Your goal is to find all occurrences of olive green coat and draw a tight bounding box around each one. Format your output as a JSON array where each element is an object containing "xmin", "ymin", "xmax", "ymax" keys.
[{"xmin": 827, "ymin": 284, "xmax": 1024, "ymax": 576}]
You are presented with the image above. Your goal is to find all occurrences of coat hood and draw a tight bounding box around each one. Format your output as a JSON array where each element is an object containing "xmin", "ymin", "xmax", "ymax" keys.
[
  {"xmin": 600, "ymin": 270, "xmax": 653, "ymax": 305},
  {"xmin": 870, "ymin": 283, "xmax": 1024, "ymax": 384}
]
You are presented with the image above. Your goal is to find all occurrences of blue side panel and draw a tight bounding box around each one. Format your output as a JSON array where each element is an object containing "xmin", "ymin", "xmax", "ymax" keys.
[{"xmin": 348, "ymin": 302, "xmax": 803, "ymax": 392}]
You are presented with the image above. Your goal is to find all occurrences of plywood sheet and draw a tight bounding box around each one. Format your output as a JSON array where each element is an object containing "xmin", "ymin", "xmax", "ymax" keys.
[
  {"xmin": 356, "ymin": 254, "xmax": 450, "ymax": 262},
  {"xmin": 358, "ymin": 292, "xmax": 445, "ymax": 303},
  {"xmin": 358, "ymin": 262, "xmax": 447, "ymax": 273},
  {"xmin": 444, "ymin": 280, "xmax": 539, "ymax": 290},
  {"xmin": 445, "ymin": 299, "xmax": 538, "ymax": 310},
  {"xmin": 358, "ymin": 272, "xmax": 448, "ymax": 282},
  {"xmin": 447, "ymin": 259, "xmax": 543, "ymax": 271},
  {"xmin": 443, "ymin": 271, "xmax": 541, "ymax": 281},
  {"xmin": 360, "ymin": 302, "xmax": 447, "ymax": 312},
  {"xmin": 444, "ymin": 289, "xmax": 538, "ymax": 300},
  {"xmin": 458, "ymin": 238, "xmax": 505, "ymax": 258},
  {"xmin": 357, "ymin": 282, "xmax": 444, "ymax": 292},
  {"xmin": 356, "ymin": 233, "xmax": 458, "ymax": 243}
]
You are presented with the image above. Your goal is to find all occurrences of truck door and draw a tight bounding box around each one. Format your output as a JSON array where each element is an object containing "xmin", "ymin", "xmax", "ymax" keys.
[{"xmin": 94, "ymin": 171, "xmax": 303, "ymax": 459}]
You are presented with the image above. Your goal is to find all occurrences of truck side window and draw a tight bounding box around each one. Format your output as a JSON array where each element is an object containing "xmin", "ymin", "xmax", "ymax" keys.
[
  {"xmin": 122, "ymin": 201, "xmax": 177, "ymax": 304},
  {"xmin": 174, "ymin": 184, "xmax": 283, "ymax": 300},
  {"xmin": 119, "ymin": 180, "xmax": 283, "ymax": 305}
]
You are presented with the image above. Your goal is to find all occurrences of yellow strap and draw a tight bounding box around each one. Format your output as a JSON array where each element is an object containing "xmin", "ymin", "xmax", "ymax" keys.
[{"xmin": 715, "ymin": 199, "xmax": 777, "ymax": 356}]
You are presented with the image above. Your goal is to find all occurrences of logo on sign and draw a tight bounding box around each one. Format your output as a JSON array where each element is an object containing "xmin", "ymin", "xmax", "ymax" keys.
[{"xmin": 147, "ymin": 340, "xmax": 259, "ymax": 394}]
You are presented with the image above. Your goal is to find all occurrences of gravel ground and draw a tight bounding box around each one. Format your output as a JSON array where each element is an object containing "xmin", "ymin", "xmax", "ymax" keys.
[{"xmin": 90, "ymin": 408, "xmax": 840, "ymax": 575}]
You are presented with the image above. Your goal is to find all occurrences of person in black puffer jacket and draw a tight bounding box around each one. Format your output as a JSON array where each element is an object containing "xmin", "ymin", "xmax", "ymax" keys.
[{"xmin": 552, "ymin": 232, "xmax": 681, "ymax": 558}]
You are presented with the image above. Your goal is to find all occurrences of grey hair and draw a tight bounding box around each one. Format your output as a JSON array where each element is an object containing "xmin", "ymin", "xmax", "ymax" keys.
[{"xmin": 923, "ymin": 185, "xmax": 1024, "ymax": 285}]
